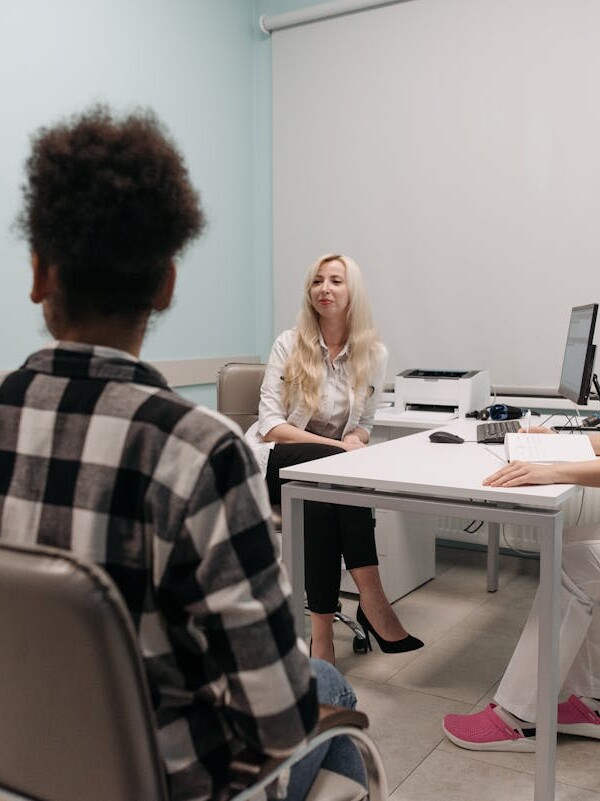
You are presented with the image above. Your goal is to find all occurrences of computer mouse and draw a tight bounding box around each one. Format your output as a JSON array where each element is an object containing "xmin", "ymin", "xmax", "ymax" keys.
[{"xmin": 429, "ymin": 431, "xmax": 465, "ymax": 444}]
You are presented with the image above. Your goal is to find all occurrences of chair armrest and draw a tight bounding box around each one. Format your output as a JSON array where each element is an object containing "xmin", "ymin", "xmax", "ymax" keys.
[
  {"xmin": 225, "ymin": 708, "xmax": 387, "ymax": 801},
  {"xmin": 316, "ymin": 706, "xmax": 369, "ymax": 733}
]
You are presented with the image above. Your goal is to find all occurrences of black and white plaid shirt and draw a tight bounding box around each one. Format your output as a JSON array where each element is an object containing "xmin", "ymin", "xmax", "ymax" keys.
[{"xmin": 0, "ymin": 342, "xmax": 317, "ymax": 801}]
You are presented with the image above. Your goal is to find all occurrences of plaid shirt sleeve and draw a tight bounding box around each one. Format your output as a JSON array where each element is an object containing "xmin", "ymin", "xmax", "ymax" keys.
[{"xmin": 158, "ymin": 429, "xmax": 318, "ymax": 757}]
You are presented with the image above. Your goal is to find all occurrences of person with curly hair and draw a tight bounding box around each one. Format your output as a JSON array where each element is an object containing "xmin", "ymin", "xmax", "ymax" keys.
[
  {"xmin": 0, "ymin": 106, "xmax": 367, "ymax": 801},
  {"xmin": 246, "ymin": 254, "xmax": 424, "ymax": 664}
]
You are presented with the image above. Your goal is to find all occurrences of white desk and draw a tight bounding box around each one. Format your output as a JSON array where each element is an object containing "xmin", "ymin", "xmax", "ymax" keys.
[
  {"xmin": 280, "ymin": 418, "xmax": 580, "ymax": 801},
  {"xmin": 372, "ymin": 409, "xmax": 513, "ymax": 593},
  {"xmin": 339, "ymin": 407, "xmax": 445, "ymax": 601}
]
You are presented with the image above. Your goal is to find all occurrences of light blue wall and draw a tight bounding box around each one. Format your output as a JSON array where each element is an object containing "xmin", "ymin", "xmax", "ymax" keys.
[
  {"xmin": 0, "ymin": 0, "xmax": 258, "ymax": 400},
  {"xmin": 0, "ymin": 0, "xmax": 323, "ymax": 408}
]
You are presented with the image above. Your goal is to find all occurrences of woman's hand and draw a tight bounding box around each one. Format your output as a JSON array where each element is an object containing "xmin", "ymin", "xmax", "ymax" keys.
[
  {"xmin": 518, "ymin": 425, "xmax": 555, "ymax": 435},
  {"xmin": 483, "ymin": 460, "xmax": 561, "ymax": 487},
  {"xmin": 342, "ymin": 433, "xmax": 366, "ymax": 451}
]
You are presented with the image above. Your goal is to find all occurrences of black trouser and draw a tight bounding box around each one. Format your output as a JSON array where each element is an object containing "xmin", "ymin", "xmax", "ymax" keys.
[{"xmin": 266, "ymin": 443, "xmax": 378, "ymax": 614}]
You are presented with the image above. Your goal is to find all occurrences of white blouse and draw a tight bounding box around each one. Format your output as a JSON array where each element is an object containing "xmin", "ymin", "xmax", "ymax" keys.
[{"xmin": 245, "ymin": 328, "xmax": 388, "ymax": 476}]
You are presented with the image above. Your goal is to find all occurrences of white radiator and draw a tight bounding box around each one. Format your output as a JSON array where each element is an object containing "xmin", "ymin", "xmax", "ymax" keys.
[{"xmin": 429, "ymin": 487, "xmax": 600, "ymax": 553}]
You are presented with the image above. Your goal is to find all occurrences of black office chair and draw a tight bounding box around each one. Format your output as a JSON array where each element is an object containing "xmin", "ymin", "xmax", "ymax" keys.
[
  {"xmin": 0, "ymin": 541, "xmax": 388, "ymax": 801},
  {"xmin": 217, "ymin": 362, "xmax": 369, "ymax": 652}
]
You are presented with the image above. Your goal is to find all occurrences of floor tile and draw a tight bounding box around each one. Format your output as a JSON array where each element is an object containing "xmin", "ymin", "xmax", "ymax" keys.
[
  {"xmin": 389, "ymin": 586, "xmax": 483, "ymax": 644},
  {"xmin": 441, "ymin": 578, "xmax": 536, "ymax": 640},
  {"xmin": 348, "ymin": 676, "xmax": 469, "ymax": 792},
  {"xmin": 385, "ymin": 625, "xmax": 516, "ymax": 704},
  {"xmin": 388, "ymin": 748, "xmax": 600, "ymax": 801},
  {"xmin": 421, "ymin": 561, "xmax": 499, "ymax": 600}
]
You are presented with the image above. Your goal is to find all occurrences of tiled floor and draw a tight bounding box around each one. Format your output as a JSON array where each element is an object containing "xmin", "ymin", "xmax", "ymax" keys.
[{"xmin": 326, "ymin": 545, "xmax": 600, "ymax": 801}]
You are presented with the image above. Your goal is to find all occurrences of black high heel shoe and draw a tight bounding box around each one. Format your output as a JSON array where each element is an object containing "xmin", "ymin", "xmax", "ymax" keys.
[{"xmin": 355, "ymin": 605, "xmax": 424, "ymax": 654}]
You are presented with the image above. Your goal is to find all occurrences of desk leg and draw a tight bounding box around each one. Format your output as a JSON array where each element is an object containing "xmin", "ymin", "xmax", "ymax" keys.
[
  {"xmin": 281, "ymin": 485, "xmax": 305, "ymax": 637},
  {"xmin": 534, "ymin": 512, "xmax": 562, "ymax": 801},
  {"xmin": 487, "ymin": 522, "xmax": 500, "ymax": 592}
]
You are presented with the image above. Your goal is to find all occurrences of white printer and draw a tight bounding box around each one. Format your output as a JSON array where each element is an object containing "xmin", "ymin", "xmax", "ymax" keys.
[{"xmin": 395, "ymin": 369, "xmax": 491, "ymax": 418}]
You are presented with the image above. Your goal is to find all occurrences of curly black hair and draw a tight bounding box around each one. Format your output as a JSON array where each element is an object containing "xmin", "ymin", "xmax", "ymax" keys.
[{"xmin": 17, "ymin": 105, "xmax": 205, "ymax": 320}]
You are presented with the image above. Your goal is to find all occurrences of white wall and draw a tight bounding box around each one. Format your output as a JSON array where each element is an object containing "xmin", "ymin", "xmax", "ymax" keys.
[{"xmin": 270, "ymin": 0, "xmax": 600, "ymax": 392}]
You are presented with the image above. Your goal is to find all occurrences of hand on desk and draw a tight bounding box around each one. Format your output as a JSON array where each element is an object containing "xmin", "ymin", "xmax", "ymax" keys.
[
  {"xmin": 518, "ymin": 425, "xmax": 555, "ymax": 435},
  {"xmin": 483, "ymin": 461, "xmax": 560, "ymax": 488},
  {"xmin": 342, "ymin": 434, "xmax": 366, "ymax": 451},
  {"xmin": 484, "ymin": 426, "xmax": 559, "ymax": 485}
]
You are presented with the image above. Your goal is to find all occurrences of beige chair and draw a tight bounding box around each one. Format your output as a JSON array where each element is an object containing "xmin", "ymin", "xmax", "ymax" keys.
[
  {"xmin": 217, "ymin": 361, "xmax": 269, "ymax": 435},
  {"xmin": 0, "ymin": 541, "xmax": 167, "ymax": 801},
  {"xmin": 0, "ymin": 541, "xmax": 388, "ymax": 801},
  {"xmin": 217, "ymin": 362, "xmax": 368, "ymax": 652}
]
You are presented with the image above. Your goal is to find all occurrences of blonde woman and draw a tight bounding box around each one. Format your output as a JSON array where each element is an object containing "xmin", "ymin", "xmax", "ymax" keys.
[{"xmin": 246, "ymin": 254, "xmax": 424, "ymax": 663}]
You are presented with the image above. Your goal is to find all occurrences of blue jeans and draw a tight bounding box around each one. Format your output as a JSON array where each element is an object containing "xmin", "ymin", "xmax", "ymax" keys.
[{"xmin": 284, "ymin": 659, "xmax": 366, "ymax": 801}]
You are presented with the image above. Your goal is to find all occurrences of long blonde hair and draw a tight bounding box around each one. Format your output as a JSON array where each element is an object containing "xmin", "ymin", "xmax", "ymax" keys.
[{"xmin": 283, "ymin": 254, "xmax": 382, "ymax": 415}]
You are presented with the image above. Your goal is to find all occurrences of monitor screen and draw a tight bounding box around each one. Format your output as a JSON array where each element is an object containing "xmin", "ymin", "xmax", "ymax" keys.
[{"xmin": 558, "ymin": 304, "xmax": 598, "ymax": 405}]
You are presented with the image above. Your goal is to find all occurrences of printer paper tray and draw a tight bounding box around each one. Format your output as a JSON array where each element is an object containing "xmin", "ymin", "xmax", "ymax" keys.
[{"xmin": 389, "ymin": 410, "xmax": 458, "ymax": 423}]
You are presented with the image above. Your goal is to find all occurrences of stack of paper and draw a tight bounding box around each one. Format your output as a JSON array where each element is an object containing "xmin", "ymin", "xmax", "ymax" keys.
[{"xmin": 505, "ymin": 433, "xmax": 596, "ymax": 463}]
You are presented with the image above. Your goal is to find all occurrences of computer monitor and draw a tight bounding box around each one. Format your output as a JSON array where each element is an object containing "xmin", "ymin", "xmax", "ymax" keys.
[{"xmin": 558, "ymin": 303, "xmax": 598, "ymax": 405}]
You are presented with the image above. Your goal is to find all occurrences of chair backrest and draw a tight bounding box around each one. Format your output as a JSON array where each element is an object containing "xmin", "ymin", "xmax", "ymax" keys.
[
  {"xmin": 217, "ymin": 362, "xmax": 266, "ymax": 432},
  {"xmin": 0, "ymin": 542, "xmax": 168, "ymax": 801}
]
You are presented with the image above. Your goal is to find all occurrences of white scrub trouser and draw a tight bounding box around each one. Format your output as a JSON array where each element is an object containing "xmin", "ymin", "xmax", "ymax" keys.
[{"xmin": 494, "ymin": 525, "xmax": 600, "ymax": 723}]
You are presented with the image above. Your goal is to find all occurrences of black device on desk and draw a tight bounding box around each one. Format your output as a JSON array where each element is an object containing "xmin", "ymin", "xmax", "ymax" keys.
[
  {"xmin": 552, "ymin": 415, "xmax": 600, "ymax": 434},
  {"xmin": 476, "ymin": 419, "xmax": 521, "ymax": 444},
  {"xmin": 558, "ymin": 304, "xmax": 598, "ymax": 405},
  {"xmin": 550, "ymin": 304, "xmax": 600, "ymax": 431},
  {"xmin": 551, "ymin": 426, "xmax": 594, "ymax": 433},
  {"xmin": 552, "ymin": 415, "xmax": 600, "ymax": 433},
  {"xmin": 429, "ymin": 431, "xmax": 465, "ymax": 444}
]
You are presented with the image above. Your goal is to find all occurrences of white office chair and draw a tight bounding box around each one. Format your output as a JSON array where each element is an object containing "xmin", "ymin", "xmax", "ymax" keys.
[
  {"xmin": 217, "ymin": 362, "xmax": 369, "ymax": 653},
  {"xmin": 0, "ymin": 540, "xmax": 388, "ymax": 801}
]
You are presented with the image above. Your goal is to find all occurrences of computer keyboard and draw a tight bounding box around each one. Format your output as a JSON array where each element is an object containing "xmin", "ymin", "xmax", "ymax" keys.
[{"xmin": 476, "ymin": 419, "xmax": 521, "ymax": 444}]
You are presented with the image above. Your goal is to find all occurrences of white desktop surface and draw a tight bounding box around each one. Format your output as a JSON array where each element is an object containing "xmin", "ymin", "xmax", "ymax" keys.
[{"xmin": 280, "ymin": 418, "xmax": 579, "ymax": 510}]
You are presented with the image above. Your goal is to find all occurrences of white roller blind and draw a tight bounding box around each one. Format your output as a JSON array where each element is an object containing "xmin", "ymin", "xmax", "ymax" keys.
[{"xmin": 272, "ymin": 0, "xmax": 600, "ymax": 391}]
